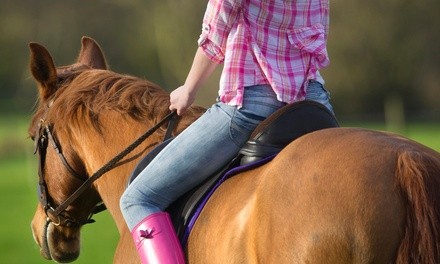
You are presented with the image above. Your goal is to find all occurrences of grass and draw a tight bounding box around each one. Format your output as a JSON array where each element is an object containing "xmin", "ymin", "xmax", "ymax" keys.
[
  {"xmin": 0, "ymin": 155, "xmax": 118, "ymax": 264},
  {"xmin": 340, "ymin": 120, "xmax": 440, "ymax": 152},
  {"xmin": 0, "ymin": 115, "xmax": 118, "ymax": 263},
  {"xmin": 0, "ymin": 115, "xmax": 439, "ymax": 263}
]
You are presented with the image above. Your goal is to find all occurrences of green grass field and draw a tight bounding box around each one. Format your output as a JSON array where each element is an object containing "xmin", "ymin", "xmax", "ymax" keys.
[
  {"xmin": 0, "ymin": 115, "xmax": 118, "ymax": 264},
  {"xmin": 0, "ymin": 115, "xmax": 439, "ymax": 263}
]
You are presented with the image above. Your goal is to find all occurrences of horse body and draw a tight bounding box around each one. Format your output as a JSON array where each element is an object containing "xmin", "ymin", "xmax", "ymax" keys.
[
  {"xmin": 28, "ymin": 37, "xmax": 440, "ymax": 264},
  {"xmin": 189, "ymin": 128, "xmax": 410, "ymax": 263}
]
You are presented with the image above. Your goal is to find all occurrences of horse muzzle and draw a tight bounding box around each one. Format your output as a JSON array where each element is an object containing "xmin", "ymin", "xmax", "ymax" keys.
[{"xmin": 31, "ymin": 207, "xmax": 81, "ymax": 263}]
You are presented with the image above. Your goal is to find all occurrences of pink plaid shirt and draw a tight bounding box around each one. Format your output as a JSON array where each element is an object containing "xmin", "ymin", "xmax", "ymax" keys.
[{"xmin": 198, "ymin": 0, "xmax": 330, "ymax": 106}]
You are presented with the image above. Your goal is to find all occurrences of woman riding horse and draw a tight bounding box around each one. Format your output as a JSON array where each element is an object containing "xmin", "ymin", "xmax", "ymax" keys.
[
  {"xmin": 121, "ymin": 1, "xmax": 333, "ymax": 262},
  {"xmin": 28, "ymin": 37, "xmax": 440, "ymax": 263}
]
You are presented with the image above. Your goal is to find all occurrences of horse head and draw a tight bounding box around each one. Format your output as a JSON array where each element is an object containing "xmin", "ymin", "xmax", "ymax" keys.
[{"xmin": 28, "ymin": 37, "xmax": 107, "ymax": 262}]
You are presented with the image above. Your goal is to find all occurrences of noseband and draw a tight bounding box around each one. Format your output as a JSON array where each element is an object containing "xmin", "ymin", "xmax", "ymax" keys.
[{"xmin": 34, "ymin": 110, "xmax": 178, "ymax": 227}]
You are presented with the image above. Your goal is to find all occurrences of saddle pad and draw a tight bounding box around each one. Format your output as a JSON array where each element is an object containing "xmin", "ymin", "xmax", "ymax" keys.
[{"xmin": 179, "ymin": 154, "xmax": 276, "ymax": 247}]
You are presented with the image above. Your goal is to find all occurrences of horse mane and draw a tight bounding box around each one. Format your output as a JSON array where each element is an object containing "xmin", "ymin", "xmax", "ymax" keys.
[{"xmin": 48, "ymin": 68, "xmax": 171, "ymax": 133}]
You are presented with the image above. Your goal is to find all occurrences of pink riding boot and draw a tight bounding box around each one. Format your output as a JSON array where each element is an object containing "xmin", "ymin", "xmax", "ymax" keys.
[{"xmin": 131, "ymin": 212, "xmax": 185, "ymax": 264}]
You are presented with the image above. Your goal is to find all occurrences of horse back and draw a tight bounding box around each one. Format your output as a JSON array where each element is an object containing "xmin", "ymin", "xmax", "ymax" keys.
[{"xmin": 188, "ymin": 127, "xmax": 440, "ymax": 263}]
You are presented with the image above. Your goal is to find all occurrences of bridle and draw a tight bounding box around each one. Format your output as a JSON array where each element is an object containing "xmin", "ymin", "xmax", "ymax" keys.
[{"xmin": 34, "ymin": 109, "xmax": 178, "ymax": 227}]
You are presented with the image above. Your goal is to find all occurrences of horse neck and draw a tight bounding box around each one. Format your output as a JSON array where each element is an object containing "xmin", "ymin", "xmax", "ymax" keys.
[{"xmin": 72, "ymin": 108, "xmax": 204, "ymax": 232}]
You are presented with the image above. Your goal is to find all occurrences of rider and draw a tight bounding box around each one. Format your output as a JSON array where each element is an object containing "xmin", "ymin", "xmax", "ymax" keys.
[{"xmin": 120, "ymin": 0, "xmax": 333, "ymax": 263}]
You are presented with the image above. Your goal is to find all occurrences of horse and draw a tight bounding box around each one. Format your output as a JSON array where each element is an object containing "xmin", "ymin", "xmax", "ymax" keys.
[{"xmin": 28, "ymin": 37, "xmax": 440, "ymax": 264}]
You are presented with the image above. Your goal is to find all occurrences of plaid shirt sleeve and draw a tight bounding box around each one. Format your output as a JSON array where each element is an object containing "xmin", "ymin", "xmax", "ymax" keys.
[{"xmin": 198, "ymin": 0, "xmax": 243, "ymax": 63}]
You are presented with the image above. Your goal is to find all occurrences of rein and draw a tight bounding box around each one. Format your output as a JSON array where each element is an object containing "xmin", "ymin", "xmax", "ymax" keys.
[{"xmin": 36, "ymin": 110, "xmax": 178, "ymax": 226}]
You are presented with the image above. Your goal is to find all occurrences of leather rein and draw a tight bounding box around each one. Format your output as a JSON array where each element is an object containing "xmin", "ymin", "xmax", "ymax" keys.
[{"xmin": 34, "ymin": 109, "xmax": 178, "ymax": 227}]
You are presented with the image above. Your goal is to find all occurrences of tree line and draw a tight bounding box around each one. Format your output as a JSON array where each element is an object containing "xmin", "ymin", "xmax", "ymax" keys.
[{"xmin": 1, "ymin": 0, "xmax": 439, "ymax": 121}]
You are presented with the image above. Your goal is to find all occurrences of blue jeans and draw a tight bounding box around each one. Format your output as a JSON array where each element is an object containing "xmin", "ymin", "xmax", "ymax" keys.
[{"xmin": 120, "ymin": 82, "xmax": 333, "ymax": 230}]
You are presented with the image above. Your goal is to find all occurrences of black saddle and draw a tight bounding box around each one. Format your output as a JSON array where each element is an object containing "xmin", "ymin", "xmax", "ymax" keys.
[
  {"xmin": 239, "ymin": 100, "xmax": 339, "ymax": 164},
  {"xmin": 127, "ymin": 100, "xmax": 339, "ymax": 246}
]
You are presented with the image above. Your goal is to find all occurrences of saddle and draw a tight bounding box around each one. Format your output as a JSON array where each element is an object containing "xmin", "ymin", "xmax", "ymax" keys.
[
  {"xmin": 239, "ymin": 100, "xmax": 339, "ymax": 164},
  {"xmin": 127, "ymin": 100, "xmax": 339, "ymax": 246}
]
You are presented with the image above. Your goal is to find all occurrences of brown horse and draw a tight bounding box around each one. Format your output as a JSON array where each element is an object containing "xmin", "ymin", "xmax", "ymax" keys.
[{"xmin": 28, "ymin": 37, "xmax": 440, "ymax": 264}]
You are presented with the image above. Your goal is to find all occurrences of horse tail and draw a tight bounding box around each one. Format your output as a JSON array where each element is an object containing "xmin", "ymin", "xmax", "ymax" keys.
[{"xmin": 395, "ymin": 149, "xmax": 440, "ymax": 264}]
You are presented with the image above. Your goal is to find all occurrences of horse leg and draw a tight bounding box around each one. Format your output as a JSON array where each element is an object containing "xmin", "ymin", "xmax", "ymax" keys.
[{"xmin": 113, "ymin": 228, "xmax": 140, "ymax": 264}]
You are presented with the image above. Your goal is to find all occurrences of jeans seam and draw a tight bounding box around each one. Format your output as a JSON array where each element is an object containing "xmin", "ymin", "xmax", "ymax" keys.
[{"xmin": 228, "ymin": 108, "xmax": 246, "ymax": 147}]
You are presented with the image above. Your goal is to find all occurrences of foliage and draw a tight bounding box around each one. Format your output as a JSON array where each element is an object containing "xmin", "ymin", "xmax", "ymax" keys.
[
  {"xmin": 327, "ymin": 0, "xmax": 440, "ymax": 119},
  {"xmin": 1, "ymin": 0, "xmax": 439, "ymax": 119}
]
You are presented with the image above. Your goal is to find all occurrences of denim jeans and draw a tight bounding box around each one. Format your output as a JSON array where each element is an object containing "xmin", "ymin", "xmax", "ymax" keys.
[
  {"xmin": 306, "ymin": 80, "xmax": 333, "ymax": 113},
  {"xmin": 120, "ymin": 82, "xmax": 333, "ymax": 230}
]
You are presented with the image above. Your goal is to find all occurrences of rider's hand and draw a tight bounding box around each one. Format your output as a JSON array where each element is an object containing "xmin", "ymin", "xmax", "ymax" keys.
[
  {"xmin": 169, "ymin": 47, "xmax": 218, "ymax": 116},
  {"xmin": 169, "ymin": 85, "xmax": 196, "ymax": 116}
]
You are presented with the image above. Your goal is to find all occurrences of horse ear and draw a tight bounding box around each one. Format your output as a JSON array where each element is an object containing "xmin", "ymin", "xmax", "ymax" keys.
[
  {"xmin": 77, "ymin": 36, "xmax": 108, "ymax": 70},
  {"xmin": 29, "ymin": 42, "xmax": 58, "ymax": 101}
]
